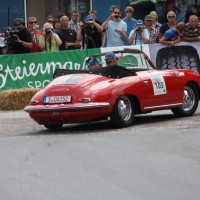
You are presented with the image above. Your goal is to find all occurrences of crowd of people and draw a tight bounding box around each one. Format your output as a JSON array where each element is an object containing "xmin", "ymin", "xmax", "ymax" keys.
[{"xmin": 0, "ymin": 4, "xmax": 200, "ymax": 55}]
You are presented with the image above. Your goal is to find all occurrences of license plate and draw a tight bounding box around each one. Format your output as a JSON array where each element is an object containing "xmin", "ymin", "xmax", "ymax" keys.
[{"xmin": 43, "ymin": 96, "xmax": 72, "ymax": 104}]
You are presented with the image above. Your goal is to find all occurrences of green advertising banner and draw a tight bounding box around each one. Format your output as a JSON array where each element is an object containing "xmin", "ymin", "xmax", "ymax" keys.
[
  {"xmin": 1, "ymin": 42, "xmax": 198, "ymax": 93},
  {"xmin": 0, "ymin": 48, "xmax": 101, "ymax": 92}
]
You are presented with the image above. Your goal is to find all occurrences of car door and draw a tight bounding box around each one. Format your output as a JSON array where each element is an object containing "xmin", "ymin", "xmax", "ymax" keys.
[{"xmin": 137, "ymin": 70, "xmax": 181, "ymax": 111}]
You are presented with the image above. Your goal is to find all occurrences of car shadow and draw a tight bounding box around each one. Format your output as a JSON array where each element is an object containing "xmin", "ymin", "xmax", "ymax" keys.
[{"xmin": 26, "ymin": 113, "xmax": 176, "ymax": 136}]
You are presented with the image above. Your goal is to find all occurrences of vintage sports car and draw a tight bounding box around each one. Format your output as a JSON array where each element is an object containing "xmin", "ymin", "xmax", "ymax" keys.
[{"xmin": 24, "ymin": 48, "xmax": 200, "ymax": 130}]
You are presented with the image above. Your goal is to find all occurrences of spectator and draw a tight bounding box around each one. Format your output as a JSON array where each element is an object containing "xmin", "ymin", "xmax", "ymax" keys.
[
  {"xmin": 28, "ymin": 16, "xmax": 42, "ymax": 52},
  {"xmin": 0, "ymin": 33, "xmax": 6, "ymax": 54},
  {"xmin": 58, "ymin": 16, "xmax": 81, "ymax": 50},
  {"xmin": 68, "ymin": 11, "xmax": 80, "ymax": 34},
  {"xmin": 39, "ymin": 22, "xmax": 62, "ymax": 52},
  {"xmin": 87, "ymin": 9, "xmax": 103, "ymax": 48},
  {"xmin": 156, "ymin": 1, "xmax": 166, "ymax": 24},
  {"xmin": 144, "ymin": 15, "xmax": 160, "ymax": 44},
  {"xmin": 184, "ymin": 5, "xmax": 200, "ymax": 23},
  {"xmin": 183, "ymin": 15, "xmax": 200, "ymax": 42},
  {"xmin": 53, "ymin": 19, "xmax": 62, "ymax": 34},
  {"xmin": 101, "ymin": 5, "xmax": 115, "ymax": 47},
  {"xmin": 80, "ymin": 15, "xmax": 103, "ymax": 49},
  {"xmin": 160, "ymin": 22, "xmax": 185, "ymax": 48},
  {"xmin": 46, "ymin": 15, "xmax": 57, "ymax": 34},
  {"xmin": 128, "ymin": 19, "xmax": 149, "ymax": 45},
  {"xmin": 122, "ymin": 6, "xmax": 137, "ymax": 45},
  {"xmin": 149, "ymin": 11, "xmax": 162, "ymax": 29},
  {"xmin": 105, "ymin": 52, "xmax": 118, "ymax": 66},
  {"xmin": 46, "ymin": 15, "xmax": 55, "ymax": 25},
  {"xmin": 160, "ymin": 11, "xmax": 176, "ymax": 37},
  {"xmin": 12, "ymin": 18, "xmax": 33, "ymax": 54},
  {"xmin": 102, "ymin": 5, "xmax": 127, "ymax": 47},
  {"xmin": 175, "ymin": 0, "xmax": 188, "ymax": 23}
]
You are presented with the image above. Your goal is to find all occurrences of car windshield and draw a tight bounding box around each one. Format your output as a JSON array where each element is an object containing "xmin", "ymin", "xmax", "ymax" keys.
[
  {"xmin": 117, "ymin": 52, "xmax": 153, "ymax": 70},
  {"xmin": 89, "ymin": 51, "xmax": 154, "ymax": 71}
]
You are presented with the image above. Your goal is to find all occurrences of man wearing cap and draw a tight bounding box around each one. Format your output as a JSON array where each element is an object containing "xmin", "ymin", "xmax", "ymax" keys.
[
  {"xmin": 79, "ymin": 14, "xmax": 103, "ymax": 49},
  {"xmin": 88, "ymin": 9, "xmax": 103, "ymax": 48},
  {"xmin": 128, "ymin": 19, "xmax": 149, "ymax": 45},
  {"xmin": 104, "ymin": 51, "xmax": 135, "ymax": 78},
  {"xmin": 122, "ymin": 6, "xmax": 137, "ymax": 45},
  {"xmin": 105, "ymin": 52, "xmax": 118, "ymax": 66},
  {"xmin": 144, "ymin": 15, "xmax": 160, "ymax": 44},
  {"xmin": 58, "ymin": 15, "xmax": 81, "ymax": 50},
  {"xmin": 87, "ymin": 58, "xmax": 103, "ymax": 69},
  {"xmin": 102, "ymin": 5, "xmax": 127, "ymax": 47},
  {"xmin": 11, "ymin": 18, "xmax": 33, "ymax": 54}
]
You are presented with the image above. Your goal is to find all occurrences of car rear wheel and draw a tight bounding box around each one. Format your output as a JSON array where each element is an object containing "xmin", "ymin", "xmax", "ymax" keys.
[
  {"xmin": 171, "ymin": 83, "xmax": 199, "ymax": 117},
  {"xmin": 44, "ymin": 124, "xmax": 63, "ymax": 130},
  {"xmin": 110, "ymin": 95, "xmax": 134, "ymax": 128}
]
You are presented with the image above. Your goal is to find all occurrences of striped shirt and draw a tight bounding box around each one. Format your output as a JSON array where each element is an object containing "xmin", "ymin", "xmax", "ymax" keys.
[
  {"xmin": 184, "ymin": 23, "xmax": 200, "ymax": 38},
  {"xmin": 68, "ymin": 20, "xmax": 80, "ymax": 33},
  {"xmin": 148, "ymin": 27, "xmax": 160, "ymax": 44}
]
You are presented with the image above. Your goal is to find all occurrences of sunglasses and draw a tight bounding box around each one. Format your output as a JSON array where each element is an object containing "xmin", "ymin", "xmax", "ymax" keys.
[
  {"xmin": 168, "ymin": 16, "xmax": 175, "ymax": 18},
  {"xmin": 48, "ymin": 20, "xmax": 54, "ymax": 23},
  {"xmin": 114, "ymin": 12, "xmax": 120, "ymax": 14},
  {"xmin": 29, "ymin": 21, "xmax": 37, "ymax": 24}
]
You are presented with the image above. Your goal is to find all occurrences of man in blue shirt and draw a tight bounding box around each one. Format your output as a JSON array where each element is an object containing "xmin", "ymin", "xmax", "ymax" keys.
[
  {"xmin": 160, "ymin": 22, "xmax": 185, "ymax": 48},
  {"xmin": 128, "ymin": 19, "xmax": 149, "ymax": 45},
  {"xmin": 122, "ymin": 6, "xmax": 137, "ymax": 45}
]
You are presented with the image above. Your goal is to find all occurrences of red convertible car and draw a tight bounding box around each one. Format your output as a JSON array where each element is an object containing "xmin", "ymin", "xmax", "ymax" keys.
[{"xmin": 24, "ymin": 48, "xmax": 200, "ymax": 129}]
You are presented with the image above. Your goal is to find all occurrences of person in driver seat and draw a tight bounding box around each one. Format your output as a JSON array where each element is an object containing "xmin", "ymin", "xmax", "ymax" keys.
[
  {"xmin": 104, "ymin": 51, "xmax": 135, "ymax": 78},
  {"xmin": 105, "ymin": 51, "xmax": 118, "ymax": 66}
]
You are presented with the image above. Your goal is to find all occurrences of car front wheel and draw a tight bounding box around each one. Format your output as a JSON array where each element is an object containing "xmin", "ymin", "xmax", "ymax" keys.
[
  {"xmin": 110, "ymin": 95, "xmax": 134, "ymax": 128},
  {"xmin": 171, "ymin": 83, "xmax": 199, "ymax": 117}
]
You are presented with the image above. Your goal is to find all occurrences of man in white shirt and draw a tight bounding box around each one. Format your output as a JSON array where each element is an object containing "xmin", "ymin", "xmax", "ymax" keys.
[{"xmin": 102, "ymin": 5, "xmax": 127, "ymax": 47}]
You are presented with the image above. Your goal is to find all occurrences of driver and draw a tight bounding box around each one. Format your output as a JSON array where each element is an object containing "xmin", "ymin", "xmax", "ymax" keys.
[{"xmin": 105, "ymin": 51, "xmax": 118, "ymax": 66}]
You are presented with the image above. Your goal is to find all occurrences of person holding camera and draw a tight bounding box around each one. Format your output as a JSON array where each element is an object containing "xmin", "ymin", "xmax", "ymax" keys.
[
  {"xmin": 128, "ymin": 19, "xmax": 149, "ymax": 45},
  {"xmin": 101, "ymin": 5, "xmax": 127, "ymax": 47},
  {"xmin": 11, "ymin": 18, "xmax": 33, "ymax": 54},
  {"xmin": 39, "ymin": 22, "xmax": 62, "ymax": 52},
  {"xmin": 79, "ymin": 14, "xmax": 103, "ymax": 49},
  {"xmin": 0, "ymin": 33, "xmax": 6, "ymax": 54}
]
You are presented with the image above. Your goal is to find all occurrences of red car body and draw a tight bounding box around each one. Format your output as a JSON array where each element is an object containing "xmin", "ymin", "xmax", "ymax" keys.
[{"xmin": 24, "ymin": 49, "xmax": 200, "ymax": 129}]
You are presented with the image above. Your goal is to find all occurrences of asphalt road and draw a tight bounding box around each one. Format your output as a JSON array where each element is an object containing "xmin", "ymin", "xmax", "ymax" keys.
[{"xmin": 0, "ymin": 107, "xmax": 200, "ymax": 200}]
